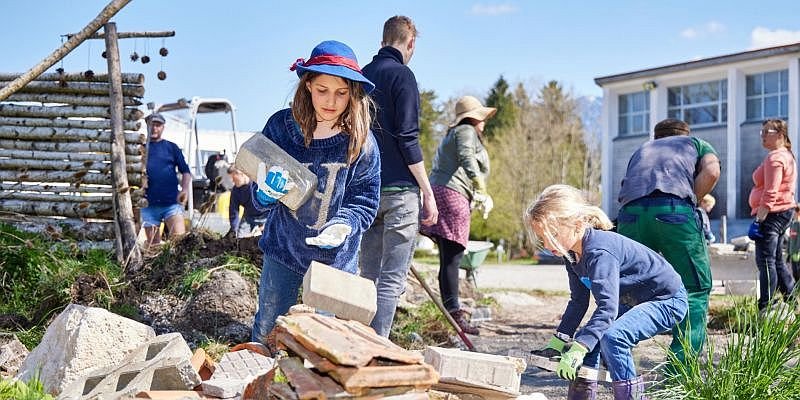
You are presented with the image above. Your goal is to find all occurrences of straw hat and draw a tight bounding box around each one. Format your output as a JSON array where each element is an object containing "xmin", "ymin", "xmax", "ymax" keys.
[{"xmin": 451, "ymin": 96, "xmax": 497, "ymax": 127}]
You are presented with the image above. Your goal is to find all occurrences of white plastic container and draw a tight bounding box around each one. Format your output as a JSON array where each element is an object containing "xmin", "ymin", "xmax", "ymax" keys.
[{"xmin": 234, "ymin": 134, "xmax": 317, "ymax": 211}]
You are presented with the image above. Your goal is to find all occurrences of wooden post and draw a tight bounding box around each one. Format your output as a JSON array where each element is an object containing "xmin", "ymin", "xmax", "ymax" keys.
[
  {"xmin": 104, "ymin": 22, "xmax": 141, "ymax": 271},
  {"xmin": 0, "ymin": 0, "xmax": 132, "ymax": 101}
]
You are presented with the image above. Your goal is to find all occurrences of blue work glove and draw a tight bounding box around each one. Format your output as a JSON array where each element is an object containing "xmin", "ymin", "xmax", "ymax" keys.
[
  {"xmin": 305, "ymin": 224, "xmax": 352, "ymax": 249},
  {"xmin": 557, "ymin": 341, "xmax": 588, "ymax": 381},
  {"xmin": 255, "ymin": 162, "xmax": 294, "ymax": 206},
  {"xmin": 748, "ymin": 220, "xmax": 764, "ymax": 241}
]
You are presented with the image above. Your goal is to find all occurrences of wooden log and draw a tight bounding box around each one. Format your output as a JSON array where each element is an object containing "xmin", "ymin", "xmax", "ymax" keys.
[
  {"xmin": 0, "ymin": 72, "xmax": 143, "ymax": 84},
  {"xmin": 0, "ymin": 199, "xmax": 113, "ymax": 218},
  {"xmin": 0, "ymin": 139, "xmax": 142, "ymax": 156},
  {"xmin": 0, "ymin": 182, "xmax": 114, "ymax": 193},
  {"xmin": 0, "ymin": 116, "xmax": 139, "ymax": 131},
  {"xmin": 0, "ymin": 158, "xmax": 142, "ymax": 173},
  {"xmin": 67, "ymin": 30, "xmax": 175, "ymax": 40},
  {"xmin": 0, "ymin": 148, "xmax": 141, "ymax": 164},
  {"xmin": 105, "ymin": 22, "xmax": 142, "ymax": 271},
  {"xmin": 0, "ymin": 126, "xmax": 144, "ymax": 143},
  {"xmin": 0, "ymin": 81, "xmax": 144, "ymax": 97},
  {"xmin": 0, "ymin": 191, "xmax": 112, "ymax": 203},
  {"xmin": 0, "ymin": 217, "xmax": 116, "ymax": 241},
  {"xmin": 0, "ymin": 104, "xmax": 143, "ymax": 120},
  {"xmin": 5, "ymin": 93, "xmax": 142, "ymax": 107},
  {"xmin": 0, "ymin": 0, "xmax": 133, "ymax": 101},
  {"xmin": 0, "ymin": 170, "xmax": 142, "ymax": 186}
]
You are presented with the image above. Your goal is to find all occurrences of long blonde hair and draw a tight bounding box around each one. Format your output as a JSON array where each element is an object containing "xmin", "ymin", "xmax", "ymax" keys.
[
  {"xmin": 523, "ymin": 184, "xmax": 613, "ymax": 259},
  {"xmin": 292, "ymin": 72, "xmax": 374, "ymax": 164}
]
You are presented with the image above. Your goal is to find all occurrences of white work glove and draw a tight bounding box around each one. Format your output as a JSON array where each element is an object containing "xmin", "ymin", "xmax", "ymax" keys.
[
  {"xmin": 472, "ymin": 193, "xmax": 494, "ymax": 219},
  {"xmin": 255, "ymin": 162, "xmax": 295, "ymax": 206},
  {"xmin": 305, "ymin": 224, "xmax": 352, "ymax": 249}
]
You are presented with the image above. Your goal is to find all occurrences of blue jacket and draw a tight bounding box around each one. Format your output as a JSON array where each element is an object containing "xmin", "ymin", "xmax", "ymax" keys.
[
  {"xmin": 253, "ymin": 109, "xmax": 381, "ymax": 274},
  {"xmin": 558, "ymin": 228, "xmax": 684, "ymax": 351},
  {"xmin": 362, "ymin": 46, "xmax": 422, "ymax": 188},
  {"xmin": 145, "ymin": 140, "xmax": 190, "ymax": 206},
  {"xmin": 229, "ymin": 182, "xmax": 267, "ymax": 231}
]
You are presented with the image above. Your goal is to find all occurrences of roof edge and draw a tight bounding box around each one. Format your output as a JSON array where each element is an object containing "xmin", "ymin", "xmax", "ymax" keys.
[{"xmin": 595, "ymin": 42, "xmax": 800, "ymax": 87}]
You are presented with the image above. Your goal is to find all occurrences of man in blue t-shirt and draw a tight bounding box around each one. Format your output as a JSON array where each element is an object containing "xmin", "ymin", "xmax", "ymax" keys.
[{"xmin": 142, "ymin": 113, "xmax": 192, "ymax": 247}]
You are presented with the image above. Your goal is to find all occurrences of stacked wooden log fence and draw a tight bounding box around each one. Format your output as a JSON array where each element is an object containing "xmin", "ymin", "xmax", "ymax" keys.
[{"xmin": 0, "ymin": 72, "xmax": 146, "ymax": 244}]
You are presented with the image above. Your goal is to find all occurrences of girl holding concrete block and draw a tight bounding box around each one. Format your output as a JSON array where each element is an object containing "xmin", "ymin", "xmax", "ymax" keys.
[{"xmin": 249, "ymin": 40, "xmax": 381, "ymax": 351}]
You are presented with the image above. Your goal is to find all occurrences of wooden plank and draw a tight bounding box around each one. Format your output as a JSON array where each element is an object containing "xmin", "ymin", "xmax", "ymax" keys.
[
  {"xmin": 0, "ymin": 139, "xmax": 142, "ymax": 156},
  {"xmin": 5, "ymin": 92, "xmax": 141, "ymax": 107},
  {"xmin": 332, "ymin": 364, "xmax": 438, "ymax": 393},
  {"xmin": 0, "ymin": 81, "xmax": 144, "ymax": 97},
  {"xmin": 433, "ymin": 378, "xmax": 519, "ymax": 399},
  {"xmin": 0, "ymin": 72, "xmax": 143, "ymax": 84},
  {"xmin": 268, "ymin": 382, "xmax": 300, "ymax": 400},
  {"xmin": 0, "ymin": 126, "xmax": 144, "ymax": 143},
  {"xmin": 276, "ymin": 314, "xmax": 424, "ymax": 367},
  {"xmin": 0, "ymin": 192, "xmax": 111, "ymax": 203},
  {"xmin": 2, "ymin": 217, "xmax": 116, "ymax": 241},
  {"xmin": 277, "ymin": 357, "xmax": 326, "ymax": 400},
  {"xmin": 0, "ymin": 116, "xmax": 140, "ymax": 131},
  {"xmin": 0, "ymin": 182, "xmax": 114, "ymax": 193},
  {"xmin": 0, "ymin": 104, "xmax": 143, "ymax": 120}
]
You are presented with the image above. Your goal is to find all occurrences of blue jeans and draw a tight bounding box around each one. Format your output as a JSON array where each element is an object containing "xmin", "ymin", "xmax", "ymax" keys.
[
  {"xmin": 755, "ymin": 209, "xmax": 796, "ymax": 310},
  {"xmin": 582, "ymin": 287, "xmax": 688, "ymax": 381},
  {"xmin": 251, "ymin": 256, "xmax": 304, "ymax": 344},
  {"xmin": 359, "ymin": 189, "xmax": 420, "ymax": 337}
]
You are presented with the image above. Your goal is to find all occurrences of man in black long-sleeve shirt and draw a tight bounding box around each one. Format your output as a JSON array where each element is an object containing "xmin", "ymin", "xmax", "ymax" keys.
[{"xmin": 359, "ymin": 16, "xmax": 438, "ymax": 337}]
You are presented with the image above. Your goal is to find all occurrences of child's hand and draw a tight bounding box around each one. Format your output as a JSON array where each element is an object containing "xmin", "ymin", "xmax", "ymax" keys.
[
  {"xmin": 255, "ymin": 162, "xmax": 295, "ymax": 206},
  {"xmin": 305, "ymin": 224, "xmax": 352, "ymax": 249},
  {"xmin": 557, "ymin": 341, "xmax": 588, "ymax": 380}
]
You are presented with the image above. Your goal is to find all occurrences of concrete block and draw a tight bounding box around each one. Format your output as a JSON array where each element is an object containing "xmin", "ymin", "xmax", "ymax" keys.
[
  {"xmin": 424, "ymin": 346, "xmax": 526, "ymax": 393},
  {"xmin": 302, "ymin": 261, "xmax": 377, "ymax": 325},
  {"xmin": 724, "ymin": 280, "xmax": 758, "ymax": 296},
  {"xmin": 134, "ymin": 391, "xmax": 202, "ymax": 399},
  {"xmin": 58, "ymin": 333, "xmax": 201, "ymax": 400},
  {"xmin": 709, "ymin": 250, "xmax": 758, "ymax": 281},
  {"xmin": 210, "ymin": 349, "xmax": 274, "ymax": 381},
  {"xmin": 17, "ymin": 304, "xmax": 155, "ymax": 395},
  {"xmin": 201, "ymin": 377, "xmax": 245, "ymax": 398},
  {"xmin": 0, "ymin": 334, "xmax": 28, "ymax": 377}
]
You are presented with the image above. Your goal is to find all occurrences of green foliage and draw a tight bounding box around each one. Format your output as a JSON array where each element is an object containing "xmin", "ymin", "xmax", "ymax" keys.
[
  {"xmin": 175, "ymin": 255, "xmax": 259, "ymax": 297},
  {"xmin": 0, "ymin": 223, "xmax": 121, "ymax": 323},
  {"xmin": 390, "ymin": 301, "xmax": 451, "ymax": 349},
  {"xmin": 198, "ymin": 338, "xmax": 230, "ymax": 362},
  {"xmin": 650, "ymin": 298, "xmax": 800, "ymax": 400},
  {"xmin": 483, "ymin": 76, "xmax": 519, "ymax": 140},
  {"xmin": 419, "ymin": 89, "xmax": 444, "ymax": 172},
  {"xmin": 177, "ymin": 268, "xmax": 212, "ymax": 297},
  {"xmin": 14, "ymin": 327, "xmax": 45, "ymax": 351},
  {"xmin": 221, "ymin": 255, "xmax": 260, "ymax": 282},
  {"xmin": 0, "ymin": 374, "xmax": 54, "ymax": 400}
]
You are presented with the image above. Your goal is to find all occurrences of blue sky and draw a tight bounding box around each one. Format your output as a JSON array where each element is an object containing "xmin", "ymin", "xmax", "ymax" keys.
[{"xmin": 2, "ymin": 1, "xmax": 800, "ymax": 132}]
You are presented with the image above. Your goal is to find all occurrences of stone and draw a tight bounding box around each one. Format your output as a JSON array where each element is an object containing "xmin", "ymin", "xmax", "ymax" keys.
[
  {"xmin": 0, "ymin": 334, "xmax": 28, "ymax": 377},
  {"xmin": 302, "ymin": 261, "xmax": 377, "ymax": 325},
  {"xmin": 16, "ymin": 304, "xmax": 155, "ymax": 395},
  {"xmin": 424, "ymin": 346, "xmax": 526, "ymax": 393}
]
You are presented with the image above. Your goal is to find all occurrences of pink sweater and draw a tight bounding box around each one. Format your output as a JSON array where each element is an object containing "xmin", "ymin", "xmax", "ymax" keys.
[{"xmin": 749, "ymin": 147, "xmax": 797, "ymax": 215}]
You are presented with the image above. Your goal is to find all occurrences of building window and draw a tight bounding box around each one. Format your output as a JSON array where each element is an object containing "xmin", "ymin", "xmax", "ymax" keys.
[
  {"xmin": 667, "ymin": 80, "xmax": 727, "ymax": 127},
  {"xmin": 746, "ymin": 70, "xmax": 789, "ymax": 120},
  {"xmin": 618, "ymin": 91, "xmax": 650, "ymax": 136}
]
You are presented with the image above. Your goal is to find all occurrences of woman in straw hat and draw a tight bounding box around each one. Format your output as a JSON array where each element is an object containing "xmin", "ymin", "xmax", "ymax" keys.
[{"xmin": 421, "ymin": 95, "xmax": 496, "ymax": 335}]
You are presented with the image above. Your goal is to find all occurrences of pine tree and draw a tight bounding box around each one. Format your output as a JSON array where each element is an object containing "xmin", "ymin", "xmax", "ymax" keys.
[
  {"xmin": 419, "ymin": 89, "xmax": 443, "ymax": 171},
  {"xmin": 483, "ymin": 76, "xmax": 519, "ymax": 141}
]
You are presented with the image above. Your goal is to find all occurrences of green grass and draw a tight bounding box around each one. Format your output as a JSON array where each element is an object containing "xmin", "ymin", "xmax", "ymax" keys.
[
  {"xmin": 0, "ymin": 374, "xmax": 53, "ymax": 400},
  {"xmin": 650, "ymin": 298, "xmax": 800, "ymax": 400},
  {"xmin": 389, "ymin": 301, "xmax": 452, "ymax": 349}
]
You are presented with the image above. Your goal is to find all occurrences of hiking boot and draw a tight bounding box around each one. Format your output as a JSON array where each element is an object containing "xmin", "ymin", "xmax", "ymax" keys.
[{"xmin": 450, "ymin": 309, "xmax": 479, "ymax": 335}]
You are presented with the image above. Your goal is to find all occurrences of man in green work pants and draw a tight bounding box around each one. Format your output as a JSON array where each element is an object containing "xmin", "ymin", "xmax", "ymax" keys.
[{"xmin": 616, "ymin": 118, "xmax": 721, "ymax": 364}]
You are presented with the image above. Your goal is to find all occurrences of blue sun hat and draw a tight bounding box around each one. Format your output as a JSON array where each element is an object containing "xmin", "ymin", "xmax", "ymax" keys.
[{"xmin": 290, "ymin": 40, "xmax": 375, "ymax": 94}]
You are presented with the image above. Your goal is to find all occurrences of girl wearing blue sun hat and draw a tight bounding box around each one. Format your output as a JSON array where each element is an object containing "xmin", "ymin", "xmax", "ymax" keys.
[{"xmin": 250, "ymin": 40, "xmax": 381, "ymax": 350}]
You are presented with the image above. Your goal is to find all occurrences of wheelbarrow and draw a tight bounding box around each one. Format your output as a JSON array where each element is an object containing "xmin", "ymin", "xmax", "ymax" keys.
[{"xmin": 460, "ymin": 240, "xmax": 494, "ymax": 287}]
